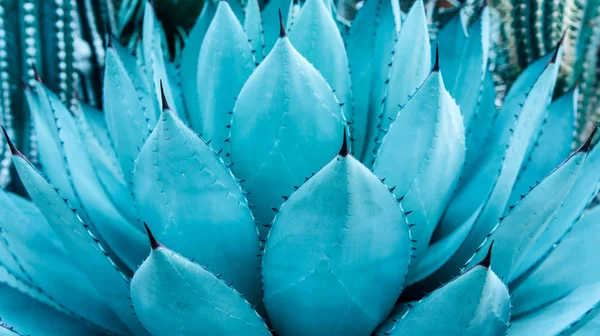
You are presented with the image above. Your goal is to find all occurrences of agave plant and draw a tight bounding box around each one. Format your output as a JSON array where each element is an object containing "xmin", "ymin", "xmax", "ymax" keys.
[{"xmin": 0, "ymin": 0, "xmax": 600, "ymax": 335}]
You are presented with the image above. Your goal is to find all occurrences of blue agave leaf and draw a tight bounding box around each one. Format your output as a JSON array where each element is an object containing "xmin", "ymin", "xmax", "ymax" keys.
[
  {"xmin": 510, "ymin": 204, "xmax": 600, "ymax": 318},
  {"xmin": 228, "ymin": 32, "xmax": 345, "ymax": 240},
  {"xmin": 134, "ymin": 103, "xmax": 262, "ymax": 307},
  {"xmin": 0, "ymin": 190, "xmax": 128, "ymax": 335},
  {"xmin": 34, "ymin": 82, "xmax": 147, "ymax": 271},
  {"xmin": 262, "ymin": 0, "xmax": 292, "ymax": 53},
  {"xmin": 0, "ymin": 323, "xmax": 20, "ymax": 336},
  {"xmin": 510, "ymin": 130, "xmax": 600, "ymax": 280},
  {"xmin": 245, "ymin": 0, "xmax": 265, "ymax": 63},
  {"xmin": 288, "ymin": 0, "xmax": 352, "ymax": 120},
  {"xmin": 285, "ymin": 0, "xmax": 301, "ymax": 32},
  {"xmin": 378, "ymin": 259, "xmax": 510, "ymax": 335},
  {"xmin": 346, "ymin": 0, "xmax": 400, "ymax": 160},
  {"xmin": 9, "ymin": 144, "xmax": 148, "ymax": 335},
  {"xmin": 189, "ymin": 1, "xmax": 256, "ymax": 156},
  {"xmin": 508, "ymin": 283, "xmax": 600, "ymax": 335},
  {"xmin": 262, "ymin": 141, "xmax": 411, "ymax": 336},
  {"xmin": 142, "ymin": 2, "xmax": 177, "ymax": 114},
  {"xmin": 25, "ymin": 82, "xmax": 81, "ymax": 212},
  {"xmin": 226, "ymin": 0, "xmax": 246, "ymax": 23},
  {"xmin": 131, "ymin": 238, "xmax": 271, "ymax": 336},
  {"xmin": 508, "ymin": 88, "xmax": 578, "ymax": 206},
  {"xmin": 373, "ymin": 66, "xmax": 465, "ymax": 273},
  {"xmin": 408, "ymin": 204, "xmax": 482, "ymax": 285},
  {"xmin": 165, "ymin": 61, "xmax": 187, "ymax": 122},
  {"xmin": 364, "ymin": 0, "xmax": 430, "ymax": 165},
  {"xmin": 464, "ymin": 137, "xmax": 588, "ymax": 282},
  {"xmin": 435, "ymin": 7, "xmax": 490, "ymax": 127},
  {"xmin": 77, "ymin": 105, "xmax": 138, "ymax": 225},
  {"xmin": 0, "ymin": 270, "xmax": 104, "ymax": 336},
  {"xmin": 433, "ymin": 49, "xmax": 561, "ymax": 277},
  {"xmin": 103, "ymin": 43, "xmax": 154, "ymax": 184},
  {"xmin": 181, "ymin": 0, "xmax": 217, "ymax": 120}
]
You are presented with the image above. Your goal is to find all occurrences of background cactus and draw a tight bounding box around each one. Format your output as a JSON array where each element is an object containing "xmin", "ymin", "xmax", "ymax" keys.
[{"xmin": 0, "ymin": 0, "xmax": 600, "ymax": 335}]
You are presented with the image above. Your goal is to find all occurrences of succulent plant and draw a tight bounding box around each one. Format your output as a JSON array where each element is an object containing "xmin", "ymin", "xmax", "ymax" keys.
[{"xmin": 0, "ymin": 0, "xmax": 600, "ymax": 335}]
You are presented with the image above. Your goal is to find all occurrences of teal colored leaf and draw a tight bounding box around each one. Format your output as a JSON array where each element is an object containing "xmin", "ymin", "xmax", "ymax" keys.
[
  {"xmin": 378, "ymin": 262, "xmax": 510, "ymax": 335},
  {"xmin": 285, "ymin": 0, "xmax": 301, "ymax": 32},
  {"xmin": 0, "ymin": 273, "xmax": 104, "ymax": 336},
  {"xmin": 134, "ymin": 106, "xmax": 262, "ymax": 306},
  {"xmin": 262, "ymin": 0, "xmax": 292, "ymax": 53},
  {"xmin": 433, "ymin": 49, "xmax": 561, "ymax": 278},
  {"xmin": 245, "ymin": 0, "xmax": 265, "ymax": 63},
  {"xmin": 288, "ymin": 0, "xmax": 352, "ymax": 120},
  {"xmin": 181, "ymin": 0, "xmax": 217, "ymax": 120},
  {"xmin": 76, "ymin": 106, "xmax": 138, "ymax": 226},
  {"xmin": 228, "ymin": 35, "xmax": 346, "ymax": 239},
  {"xmin": 510, "ymin": 205, "xmax": 600, "ymax": 318},
  {"xmin": 166, "ymin": 61, "xmax": 187, "ymax": 123},
  {"xmin": 364, "ymin": 0, "xmax": 430, "ymax": 165},
  {"xmin": 345, "ymin": 0, "xmax": 401, "ymax": 160},
  {"xmin": 508, "ymin": 88, "xmax": 578, "ymax": 206},
  {"xmin": 131, "ymin": 242, "xmax": 271, "ymax": 336},
  {"xmin": 142, "ymin": 3, "xmax": 177, "ymax": 114},
  {"xmin": 189, "ymin": 1, "xmax": 256, "ymax": 156},
  {"xmin": 373, "ymin": 68, "xmax": 465, "ymax": 272},
  {"xmin": 262, "ymin": 146, "xmax": 411, "ymax": 336},
  {"xmin": 34, "ymin": 82, "xmax": 147, "ymax": 272},
  {"xmin": 10, "ymin": 148, "xmax": 148, "ymax": 335},
  {"xmin": 511, "ymin": 129, "xmax": 600, "ymax": 280},
  {"xmin": 464, "ymin": 139, "xmax": 587, "ymax": 281},
  {"xmin": 103, "ymin": 44, "xmax": 153, "ymax": 184},
  {"xmin": 25, "ymin": 82, "xmax": 81, "ymax": 213},
  {"xmin": 408, "ymin": 204, "xmax": 481, "ymax": 285},
  {"xmin": 0, "ymin": 190, "xmax": 128, "ymax": 335},
  {"xmin": 435, "ymin": 7, "xmax": 490, "ymax": 127},
  {"xmin": 509, "ymin": 283, "xmax": 600, "ymax": 335},
  {"xmin": 226, "ymin": 0, "xmax": 245, "ymax": 23}
]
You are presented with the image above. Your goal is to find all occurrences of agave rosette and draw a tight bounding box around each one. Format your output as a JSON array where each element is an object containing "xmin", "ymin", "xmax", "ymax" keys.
[{"xmin": 0, "ymin": 0, "xmax": 599, "ymax": 335}]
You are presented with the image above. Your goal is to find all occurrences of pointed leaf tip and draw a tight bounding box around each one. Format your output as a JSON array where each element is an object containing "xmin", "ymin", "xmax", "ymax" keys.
[
  {"xmin": 32, "ymin": 65, "xmax": 42, "ymax": 82},
  {"xmin": 1, "ymin": 126, "xmax": 23, "ymax": 157},
  {"xmin": 478, "ymin": 241, "xmax": 493, "ymax": 269},
  {"xmin": 578, "ymin": 125, "xmax": 598, "ymax": 153},
  {"xmin": 21, "ymin": 78, "xmax": 31, "ymax": 90},
  {"xmin": 143, "ymin": 223, "xmax": 161, "ymax": 250},
  {"xmin": 160, "ymin": 80, "xmax": 170, "ymax": 111},
  {"xmin": 432, "ymin": 44, "xmax": 440, "ymax": 72},
  {"xmin": 278, "ymin": 9, "xmax": 286, "ymax": 37},
  {"xmin": 339, "ymin": 129, "xmax": 349, "ymax": 157},
  {"xmin": 549, "ymin": 31, "xmax": 566, "ymax": 64}
]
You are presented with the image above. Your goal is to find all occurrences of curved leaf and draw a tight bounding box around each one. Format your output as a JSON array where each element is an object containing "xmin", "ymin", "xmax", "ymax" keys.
[
  {"xmin": 228, "ymin": 35, "xmax": 346, "ymax": 239},
  {"xmin": 0, "ymin": 271, "xmax": 103, "ymax": 336},
  {"xmin": 346, "ymin": 0, "xmax": 400, "ymax": 160},
  {"xmin": 35, "ymin": 82, "xmax": 147, "ymax": 271},
  {"xmin": 134, "ymin": 107, "xmax": 262, "ymax": 306},
  {"xmin": 509, "ymin": 283, "xmax": 600, "ymax": 335},
  {"xmin": 245, "ymin": 0, "xmax": 265, "ymax": 63},
  {"xmin": 379, "ymin": 263, "xmax": 510, "ymax": 335},
  {"xmin": 510, "ymin": 205, "xmax": 600, "ymax": 317},
  {"xmin": 0, "ymin": 190, "xmax": 128, "ymax": 335},
  {"xmin": 511, "ymin": 129, "xmax": 600, "ymax": 280},
  {"xmin": 142, "ymin": 3, "xmax": 176, "ymax": 114},
  {"xmin": 508, "ymin": 88, "xmax": 578, "ymax": 207},
  {"xmin": 103, "ymin": 44, "xmax": 153, "ymax": 183},
  {"xmin": 364, "ymin": 0, "xmax": 430, "ymax": 165},
  {"xmin": 181, "ymin": 1, "xmax": 217, "ymax": 120},
  {"xmin": 373, "ymin": 69, "xmax": 465, "ymax": 271},
  {"xmin": 10, "ymin": 148, "xmax": 148, "ymax": 335},
  {"xmin": 434, "ymin": 49, "xmax": 562, "ymax": 278},
  {"xmin": 131, "ymin": 243, "xmax": 270, "ymax": 336},
  {"xmin": 436, "ymin": 7, "xmax": 490, "ymax": 126},
  {"xmin": 262, "ymin": 146, "xmax": 411, "ymax": 336},
  {"xmin": 189, "ymin": 2, "xmax": 256, "ymax": 156},
  {"xmin": 288, "ymin": 0, "xmax": 352, "ymax": 119},
  {"xmin": 464, "ymin": 139, "xmax": 587, "ymax": 282}
]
